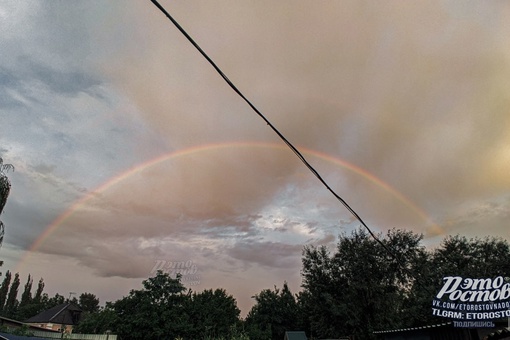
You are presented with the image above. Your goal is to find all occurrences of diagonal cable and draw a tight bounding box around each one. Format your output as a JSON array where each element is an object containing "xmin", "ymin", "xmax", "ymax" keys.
[{"xmin": 149, "ymin": 0, "xmax": 430, "ymax": 293}]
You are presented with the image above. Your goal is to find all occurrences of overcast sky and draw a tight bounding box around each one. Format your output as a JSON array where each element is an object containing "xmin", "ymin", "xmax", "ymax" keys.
[{"xmin": 1, "ymin": 1, "xmax": 510, "ymax": 315}]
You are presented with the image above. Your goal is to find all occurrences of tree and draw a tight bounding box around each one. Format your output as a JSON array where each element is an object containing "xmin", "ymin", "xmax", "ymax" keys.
[
  {"xmin": 16, "ymin": 277, "xmax": 47, "ymax": 321},
  {"xmin": 299, "ymin": 229, "xmax": 510, "ymax": 338},
  {"xmin": 19, "ymin": 274, "xmax": 33, "ymax": 307},
  {"xmin": 0, "ymin": 271, "xmax": 11, "ymax": 312},
  {"xmin": 186, "ymin": 288, "xmax": 241, "ymax": 339},
  {"xmin": 245, "ymin": 282, "xmax": 300, "ymax": 340},
  {"xmin": 4, "ymin": 272, "xmax": 20, "ymax": 317},
  {"xmin": 45, "ymin": 293, "xmax": 65, "ymax": 309},
  {"xmin": 112, "ymin": 270, "xmax": 189, "ymax": 340},
  {"xmin": 15, "ymin": 274, "xmax": 35, "ymax": 320},
  {"xmin": 432, "ymin": 235, "xmax": 510, "ymax": 279},
  {"xmin": 74, "ymin": 302, "xmax": 118, "ymax": 334},
  {"xmin": 33, "ymin": 278, "xmax": 44, "ymax": 304},
  {"xmin": 404, "ymin": 235, "xmax": 510, "ymax": 326},
  {"xmin": 300, "ymin": 228, "xmax": 427, "ymax": 339},
  {"xmin": 78, "ymin": 292, "xmax": 100, "ymax": 313}
]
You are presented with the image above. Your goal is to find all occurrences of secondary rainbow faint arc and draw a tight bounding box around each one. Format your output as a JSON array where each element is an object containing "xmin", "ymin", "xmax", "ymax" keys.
[{"xmin": 21, "ymin": 141, "xmax": 433, "ymax": 265}]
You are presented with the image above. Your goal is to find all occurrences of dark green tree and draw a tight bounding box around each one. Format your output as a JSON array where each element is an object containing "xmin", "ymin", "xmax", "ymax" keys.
[
  {"xmin": 299, "ymin": 243, "xmax": 338, "ymax": 339},
  {"xmin": 5, "ymin": 272, "xmax": 20, "ymax": 317},
  {"xmin": 17, "ymin": 278, "xmax": 47, "ymax": 321},
  {"xmin": 112, "ymin": 270, "xmax": 189, "ymax": 340},
  {"xmin": 78, "ymin": 292, "xmax": 100, "ymax": 313},
  {"xmin": 19, "ymin": 274, "xmax": 32, "ymax": 307},
  {"xmin": 74, "ymin": 302, "xmax": 118, "ymax": 334},
  {"xmin": 0, "ymin": 270, "xmax": 11, "ymax": 312},
  {"xmin": 300, "ymin": 228, "xmax": 427, "ymax": 339},
  {"xmin": 186, "ymin": 288, "xmax": 241, "ymax": 339},
  {"xmin": 245, "ymin": 282, "xmax": 300, "ymax": 340},
  {"xmin": 43, "ymin": 293, "xmax": 65, "ymax": 311},
  {"xmin": 15, "ymin": 274, "xmax": 36, "ymax": 320},
  {"xmin": 33, "ymin": 278, "xmax": 44, "ymax": 303},
  {"xmin": 277, "ymin": 282, "xmax": 300, "ymax": 336},
  {"xmin": 404, "ymin": 235, "xmax": 510, "ymax": 326},
  {"xmin": 432, "ymin": 235, "xmax": 510, "ymax": 279}
]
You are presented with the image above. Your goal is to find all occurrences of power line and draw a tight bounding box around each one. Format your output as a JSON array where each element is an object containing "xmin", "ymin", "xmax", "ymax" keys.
[{"xmin": 148, "ymin": 0, "xmax": 426, "ymax": 291}]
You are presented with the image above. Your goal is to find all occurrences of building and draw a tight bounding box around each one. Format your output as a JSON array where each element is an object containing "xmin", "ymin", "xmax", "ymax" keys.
[{"xmin": 25, "ymin": 303, "xmax": 82, "ymax": 334}]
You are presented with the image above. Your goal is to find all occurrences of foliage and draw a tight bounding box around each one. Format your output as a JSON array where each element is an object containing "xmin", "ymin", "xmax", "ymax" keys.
[
  {"xmin": 78, "ymin": 292, "xmax": 100, "ymax": 313},
  {"xmin": 186, "ymin": 288, "xmax": 241, "ymax": 339},
  {"xmin": 0, "ymin": 324, "xmax": 33, "ymax": 337},
  {"xmin": 76, "ymin": 272, "xmax": 243, "ymax": 339},
  {"xmin": 432, "ymin": 235, "xmax": 510, "ymax": 278},
  {"xmin": 297, "ymin": 228, "xmax": 510, "ymax": 339},
  {"xmin": 300, "ymin": 228, "xmax": 428, "ymax": 339},
  {"xmin": 74, "ymin": 303, "xmax": 118, "ymax": 334},
  {"xmin": 112, "ymin": 270, "xmax": 189, "ymax": 340},
  {"xmin": 404, "ymin": 234, "xmax": 510, "ymax": 326},
  {"xmin": 0, "ymin": 220, "xmax": 506, "ymax": 340},
  {"xmin": 34, "ymin": 278, "xmax": 44, "ymax": 303},
  {"xmin": 4, "ymin": 272, "xmax": 20, "ymax": 317},
  {"xmin": 0, "ymin": 270, "xmax": 11, "ymax": 312},
  {"xmin": 11, "ymin": 324, "xmax": 34, "ymax": 337},
  {"xmin": 16, "ymin": 278, "xmax": 50, "ymax": 321},
  {"xmin": 245, "ymin": 282, "xmax": 300, "ymax": 340},
  {"xmin": 67, "ymin": 231, "xmax": 510, "ymax": 339},
  {"xmin": 20, "ymin": 274, "xmax": 33, "ymax": 307},
  {"xmin": 45, "ymin": 292, "xmax": 65, "ymax": 310},
  {"xmin": 15, "ymin": 279, "xmax": 71, "ymax": 321}
]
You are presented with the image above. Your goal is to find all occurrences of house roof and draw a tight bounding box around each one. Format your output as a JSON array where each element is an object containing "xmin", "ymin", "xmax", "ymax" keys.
[
  {"xmin": 284, "ymin": 331, "xmax": 308, "ymax": 340},
  {"xmin": 25, "ymin": 303, "xmax": 82, "ymax": 326},
  {"xmin": 0, "ymin": 316, "xmax": 59, "ymax": 333}
]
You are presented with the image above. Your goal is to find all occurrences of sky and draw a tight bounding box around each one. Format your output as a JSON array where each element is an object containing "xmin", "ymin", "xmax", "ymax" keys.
[{"xmin": 1, "ymin": 1, "xmax": 510, "ymax": 316}]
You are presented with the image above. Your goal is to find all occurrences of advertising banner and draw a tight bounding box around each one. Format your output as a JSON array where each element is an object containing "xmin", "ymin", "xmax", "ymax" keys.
[{"xmin": 432, "ymin": 276, "xmax": 510, "ymax": 328}]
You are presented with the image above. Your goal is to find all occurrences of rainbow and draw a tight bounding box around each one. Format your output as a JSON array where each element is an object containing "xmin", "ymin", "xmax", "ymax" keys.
[{"xmin": 17, "ymin": 141, "xmax": 436, "ymax": 271}]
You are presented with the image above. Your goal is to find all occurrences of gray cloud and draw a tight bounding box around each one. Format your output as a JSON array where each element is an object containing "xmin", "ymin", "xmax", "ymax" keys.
[
  {"xmin": 228, "ymin": 241, "xmax": 303, "ymax": 269},
  {"xmin": 440, "ymin": 196, "xmax": 510, "ymax": 239}
]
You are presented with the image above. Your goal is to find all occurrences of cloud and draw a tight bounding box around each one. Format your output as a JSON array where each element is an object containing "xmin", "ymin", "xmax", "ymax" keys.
[
  {"xmin": 18, "ymin": 58, "xmax": 103, "ymax": 97},
  {"xmin": 97, "ymin": 1, "xmax": 510, "ymax": 224},
  {"xmin": 440, "ymin": 196, "xmax": 510, "ymax": 239},
  {"xmin": 227, "ymin": 241, "xmax": 303, "ymax": 269},
  {"xmin": 26, "ymin": 157, "xmax": 344, "ymax": 279}
]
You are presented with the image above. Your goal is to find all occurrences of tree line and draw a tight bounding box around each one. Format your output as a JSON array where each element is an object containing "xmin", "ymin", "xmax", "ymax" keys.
[
  {"xmin": 71, "ymin": 229, "xmax": 510, "ymax": 340},
  {"xmin": 0, "ymin": 272, "xmax": 99, "ymax": 322},
  {"xmin": 0, "ymin": 231, "xmax": 507, "ymax": 339}
]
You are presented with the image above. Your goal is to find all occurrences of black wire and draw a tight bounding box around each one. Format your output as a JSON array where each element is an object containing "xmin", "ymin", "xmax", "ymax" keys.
[{"xmin": 148, "ymin": 0, "xmax": 430, "ymax": 293}]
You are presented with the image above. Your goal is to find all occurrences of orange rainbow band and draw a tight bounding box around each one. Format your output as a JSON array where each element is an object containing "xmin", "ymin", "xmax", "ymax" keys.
[{"xmin": 18, "ymin": 141, "xmax": 434, "ymax": 270}]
